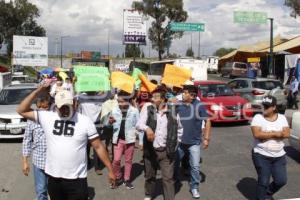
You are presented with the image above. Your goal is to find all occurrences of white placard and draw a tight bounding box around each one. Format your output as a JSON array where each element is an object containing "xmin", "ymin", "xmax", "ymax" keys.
[{"xmin": 13, "ymin": 35, "xmax": 48, "ymax": 66}]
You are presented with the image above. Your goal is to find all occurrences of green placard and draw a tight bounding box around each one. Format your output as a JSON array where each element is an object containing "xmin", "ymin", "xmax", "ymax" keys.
[
  {"xmin": 74, "ymin": 66, "xmax": 110, "ymax": 77},
  {"xmin": 170, "ymin": 22, "xmax": 205, "ymax": 32},
  {"xmin": 234, "ymin": 11, "xmax": 267, "ymax": 24},
  {"xmin": 75, "ymin": 74, "xmax": 110, "ymax": 92}
]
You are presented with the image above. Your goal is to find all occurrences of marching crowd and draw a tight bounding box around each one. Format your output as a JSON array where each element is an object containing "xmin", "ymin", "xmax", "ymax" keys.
[{"xmin": 18, "ymin": 71, "xmax": 293, "ymax": 200}]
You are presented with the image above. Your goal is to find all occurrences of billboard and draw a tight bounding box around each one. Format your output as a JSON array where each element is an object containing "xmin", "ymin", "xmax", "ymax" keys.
[
  {"xmin": 123, "ymin": 9, "xmax": 147, "ymax": 45},
  {"xmin": 13, "ymin": 35, "xmax": 48, "ymax": 66}
]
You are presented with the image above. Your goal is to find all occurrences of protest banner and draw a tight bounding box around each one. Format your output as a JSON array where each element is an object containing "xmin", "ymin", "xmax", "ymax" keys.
[
  {"xmin": 74, "ymin": 66, "xmax": 110, "ymax": 92},
  {"xmin": 111, "ymin": 72, "xmax": 135, "ymax": 94},
  {"xmin": 161, "ymin": 64, "xmax": 192, "ymax": 87},
  {"xmin": 139, "ymin": 74, "xmax": 157, "ymax": 93}
]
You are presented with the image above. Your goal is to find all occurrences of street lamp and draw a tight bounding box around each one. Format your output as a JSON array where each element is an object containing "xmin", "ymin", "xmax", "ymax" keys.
[
  {"xmin": 60, "ymin": 35, "xmax": 70, "ymax": 68},
  {"xmin": 268, "ymin": 18, "xmax": 274, "ymax": 77}
]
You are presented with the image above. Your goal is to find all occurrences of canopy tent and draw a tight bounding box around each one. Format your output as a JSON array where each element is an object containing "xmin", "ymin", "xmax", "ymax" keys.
[
  {"xmin": 259, "ymin": 35, "xmax": 300, "ymax": 54},
  {"xmin": 219, "ymin": 35, "xmax": 288, "ymax": 66}
]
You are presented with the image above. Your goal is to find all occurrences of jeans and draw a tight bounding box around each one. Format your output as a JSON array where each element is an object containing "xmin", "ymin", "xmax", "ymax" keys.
[
  {"xmin": 33, "ymin": 165, "xmax": 48, "ymax": 200},
  {"xmin": 252, "ymin": 151, "xmax": 287, "ymax": 200},
  {"xmin": 113, "ymin": 139, "xmax": 135, "ymax": 181},
  {"xmin": 177, "ymin": 143, "xmax": 201, "ymax": 190}
]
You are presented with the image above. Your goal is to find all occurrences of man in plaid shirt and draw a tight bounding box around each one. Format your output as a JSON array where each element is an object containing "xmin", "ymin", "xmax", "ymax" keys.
[{"xmin": 22, "ymin": 95, "xmax": 51, "ymax": 200}]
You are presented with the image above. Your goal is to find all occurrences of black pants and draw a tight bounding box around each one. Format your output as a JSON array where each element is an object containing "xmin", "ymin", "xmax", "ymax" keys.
[
  {"xmin": 288, "ymin": 91, "xmax": 298, "ymax": 109},
  {"xmin": 47, "ymin": 176, "xmax": 88, "ymax": 200},
  {"xmin": 94, "ymin": 126, "xmax": 113, "ymax": 170}
]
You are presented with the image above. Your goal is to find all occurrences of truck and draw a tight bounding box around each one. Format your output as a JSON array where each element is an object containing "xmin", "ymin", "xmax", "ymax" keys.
[{"xmin": 148, "ymin": 58, "xmax": 208, "ymax": 84}]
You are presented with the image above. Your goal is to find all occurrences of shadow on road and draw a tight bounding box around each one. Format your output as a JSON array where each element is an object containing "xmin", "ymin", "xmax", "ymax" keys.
[
  {"xmin": 88, "ymin": 187, "xmax": 95, "ymax": 200},
  {"xmin": 236, "ymin": 177, "xmax": 257, "ymax": 200},
  {"xmin": 285, "ymin": 146, "xmax": 300, "ymax": 164},
  {"xmin": 128, "ymin": 163, "xmax": 144, "ymax": 182},
  {"xmin": 0, "ymin": 138, "xmax": 22, "ymax": 143},
  {"xmin": 212, "ymin": 121, "xmax": 249, "ymax": 128}
]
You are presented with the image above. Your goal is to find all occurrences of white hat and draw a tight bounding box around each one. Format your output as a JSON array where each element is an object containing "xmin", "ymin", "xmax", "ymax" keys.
[{"xmin": 55, "ymin": 90, "xmax": 74, "ymax": 108}]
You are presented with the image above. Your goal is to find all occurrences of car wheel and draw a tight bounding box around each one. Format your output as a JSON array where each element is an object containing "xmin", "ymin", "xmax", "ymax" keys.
[{"xmin": 229, "ymin": 74, "xmax": 234, "ymax": 79}]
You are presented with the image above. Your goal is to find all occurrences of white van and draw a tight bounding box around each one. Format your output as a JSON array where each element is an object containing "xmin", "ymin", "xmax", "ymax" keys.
[{"xmin": 148, "ymin": 58, "xmax": 207, "ymax": 84}]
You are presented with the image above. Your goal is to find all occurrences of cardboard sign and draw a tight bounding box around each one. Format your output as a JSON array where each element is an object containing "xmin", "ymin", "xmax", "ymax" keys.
[
  {"xmin": 139, "ymin": 74, "xmax": 157, "ymax": 93},
  {"xmin": 74, "ymin": 66, "xmax": 110, "ymax": 77},
  {"xmin": 132, "ymin": 68, "xmax": 143, "ymax": 89},
  {"xmin": 74, "ymin": 66, "xmax": 110, "ymax": 92},
  {"xmin": 161, "ymin": 64, "xmax": 192, "ymax": 87},
  {"xmin": 75, "ymin": 74, "xmax": 110, "ymax": 92},
  {"xmin": 111, "ymin": 72, "xmax": 135, "ymax": 94}
]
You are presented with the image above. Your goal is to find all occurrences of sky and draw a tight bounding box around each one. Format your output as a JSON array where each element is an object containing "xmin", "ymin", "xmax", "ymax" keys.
[{"xmin": 26, "ymin": 0, "xmax": 300, "ymax": 57}]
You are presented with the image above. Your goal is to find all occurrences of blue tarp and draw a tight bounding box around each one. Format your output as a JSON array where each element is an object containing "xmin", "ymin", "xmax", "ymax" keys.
[{"xmin": 40, "ymin": 68, "xmax": 54, "ymax": 77}]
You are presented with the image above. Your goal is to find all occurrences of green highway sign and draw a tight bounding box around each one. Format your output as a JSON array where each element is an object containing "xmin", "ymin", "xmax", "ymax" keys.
[
  {"xmin": 170, "ymin": 22, "xmax": 205, "ymax": 32},
  {"xmin": 234, "ymin": 11, "xmax": 268, "ymax": 24}
]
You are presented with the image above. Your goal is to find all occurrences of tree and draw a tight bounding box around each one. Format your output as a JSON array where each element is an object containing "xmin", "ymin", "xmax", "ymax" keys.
[
  {"xmin": 0, "ymin": 0, "xmax": 46, "ymax": 56},
  {"xmin": 125, "ymin": 44, "xmax": 141, "ymax": 58},
  {"xmin": 133, "ymin": 0, "xmax": 188, "ymax": 60},
  {"xmin": 285, "ymin": 0, "xmax": 300, "ymax": 18},
  {"xmin": 213, "ymin": 48, "xmax": 236, "ymax": 58},
  {"xmin": 185, "ymin": 47, "xmax": 194, "ymax": 57}
]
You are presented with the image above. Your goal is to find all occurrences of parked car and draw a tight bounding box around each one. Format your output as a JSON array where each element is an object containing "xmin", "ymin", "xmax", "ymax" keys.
[
  {"xmin": 227, "ymin": 78, "xmax": 287, "ymax": 114},
  {"xmin": 220, "ymin": 62, "xmax": 248, "ymax": 78},
  {"xmin": 289, "ymin": 111, "xmax": 300, "ymax": 152},
  {"xmin": 0, "ymin": 83, "xmax": 38, "ymax": 139},
  {"xmin": 194, "ymin": 80, "xmax": 253, "ymax": 123}
]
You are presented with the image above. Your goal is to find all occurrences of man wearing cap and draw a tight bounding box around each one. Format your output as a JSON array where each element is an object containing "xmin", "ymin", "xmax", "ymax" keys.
[
  {"xmin": 17, "ymin": 83, "xmax": 115, "ymax": 200},
  {"xmin": 176, "ymin": 84, "xmax": 211, "ymax": 199},
  {"xmin": 251, "ymin": 95, "xmax": 290, "ymax": 200}
]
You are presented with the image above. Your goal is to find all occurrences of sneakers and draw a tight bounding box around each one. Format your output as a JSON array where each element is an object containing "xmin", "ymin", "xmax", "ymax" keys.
[
  {"xmin": 191, "ymin": 189, "xmax": 200, "ymax": 199},
  {"xmin": 144, "ymin": 196, "xmax": 151, "ymax": 200},
  {"xmin": 123, "ymin": 181, "xmax": 134, "ymax": 190}
]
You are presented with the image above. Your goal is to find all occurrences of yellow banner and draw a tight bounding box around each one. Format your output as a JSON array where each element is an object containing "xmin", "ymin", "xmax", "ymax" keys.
[
  {"xmin": 111, "ymin": 72, "xmax": 135, "ymax": 94},
  {"xmin": 161, "ymin": 64, "xmax": 192, "ymax": 88},
  {"xmin": 247, "ymin": 57, "xmax": 260, "ymax": 63}
]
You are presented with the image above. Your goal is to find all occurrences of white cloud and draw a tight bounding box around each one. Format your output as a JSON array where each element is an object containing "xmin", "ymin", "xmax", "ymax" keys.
[{"xmin": 28, "ymin": 0, "xmax": 300, "ymax": 57}]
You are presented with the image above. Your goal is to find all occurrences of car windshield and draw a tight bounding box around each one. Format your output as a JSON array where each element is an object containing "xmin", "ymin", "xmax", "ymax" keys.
[
  {"xmin": 0, "ymin": 88, "xmax": 35, "ymax": 105},
  {"xmin": 199, "ymin": 84, "xmax": 235, "ymax": 97},
  {"xmin": 252, "ymin": 81, "xmax": 283, "ymax": 90}
]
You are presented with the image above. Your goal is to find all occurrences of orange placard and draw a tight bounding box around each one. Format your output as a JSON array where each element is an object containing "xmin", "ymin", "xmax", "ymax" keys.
[
  {"xmin": 139, "ymin": 74, "xmax": 157, "ymax": 93},
  {"xmin": 111, "ymin": 72, "xmax": 135, "ymax": 94},
  {"xmin": 161, "ymin": 64, "xmax": 192, "ymax": 87}
]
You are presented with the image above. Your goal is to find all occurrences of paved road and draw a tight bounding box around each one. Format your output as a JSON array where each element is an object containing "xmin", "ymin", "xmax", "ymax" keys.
[
  {"xmin": 1, "ymin": 118, "xmax": 300, "ymax": 200},
  {"xmin": 0, "ymin": 74, "xmax": 300, "ymax": 200}
]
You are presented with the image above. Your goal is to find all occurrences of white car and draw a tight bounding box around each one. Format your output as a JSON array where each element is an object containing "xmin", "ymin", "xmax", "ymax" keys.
[
  {"xmin": 289, "ymin": 112, "xmax": 300, "ymax": 152},
  {"xmin": 0, "ymin": 83, "xmax": 37, "ymax": 139}
]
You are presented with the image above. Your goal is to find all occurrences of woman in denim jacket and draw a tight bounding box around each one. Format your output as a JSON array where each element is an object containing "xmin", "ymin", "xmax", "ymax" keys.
[{"xmin": 110, "ymin": 91, "xmax": 139, "ymax": 190}]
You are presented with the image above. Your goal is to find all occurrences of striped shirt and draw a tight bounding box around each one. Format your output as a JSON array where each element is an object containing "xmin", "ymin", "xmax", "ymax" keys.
[{"xmin": 22, "ymin": 120, "xmax": 46, "ymax": 170}]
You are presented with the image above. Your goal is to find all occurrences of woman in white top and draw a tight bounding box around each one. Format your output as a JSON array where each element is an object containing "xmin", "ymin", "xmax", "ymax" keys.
[{"xmin": 251, "ymin": 95, "xmax": 290, "ymax": 200}]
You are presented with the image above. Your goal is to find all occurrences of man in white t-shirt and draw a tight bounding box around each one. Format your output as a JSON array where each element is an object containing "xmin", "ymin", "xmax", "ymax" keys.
[
  {"xmin": 17, "ymin": 83, "xmax": 115, "ymax": 200},
  {"xmin": 251, "ymin": 95, "xmax": 290, "ymax": 200}
]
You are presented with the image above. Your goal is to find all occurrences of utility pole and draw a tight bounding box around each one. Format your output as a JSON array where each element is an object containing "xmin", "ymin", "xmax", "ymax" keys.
[
  {"xmin": 198, "ymin": 32, "xmax": 201, "ymax": 59},
  {"xmin": 107, "ymin": 31, "xmax": 110, "ymax": 57},
  {"xmin": 60, "ymin": 36, "xmax": 70, "ymax": 68},
  {"xmin": 268, "ymin": 18, "xmax": 274, "ymax": 77}
]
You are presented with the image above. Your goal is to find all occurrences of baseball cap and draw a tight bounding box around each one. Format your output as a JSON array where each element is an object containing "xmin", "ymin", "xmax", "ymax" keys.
[
  {"xmin": 55, "ymin": 90, "xmax": 74, "ymax": 108},
  {"xmin": 262, "ymin": 95, "xmax": 277, "ymax": 107}
]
